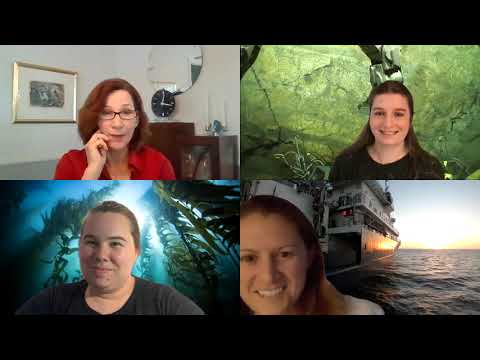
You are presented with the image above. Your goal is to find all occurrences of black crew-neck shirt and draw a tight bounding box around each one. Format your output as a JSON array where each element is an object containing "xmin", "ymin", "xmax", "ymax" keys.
[
  {"xmin": 329, "ymin": 147, "xmax": 444, "ymax": 181},
  {"xmin": 15, "ymin": 277, "xmax": 204, "ymax": 315}
]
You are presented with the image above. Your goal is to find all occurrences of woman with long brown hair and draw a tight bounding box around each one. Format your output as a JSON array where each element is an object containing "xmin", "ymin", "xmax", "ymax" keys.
[
  {"xmin": 329, "ymin": 81, "xmax": 444, "ymax": 180},
  {"xmin": 240, "ymin": 195, "xmax": 383, "ymax": 315}
]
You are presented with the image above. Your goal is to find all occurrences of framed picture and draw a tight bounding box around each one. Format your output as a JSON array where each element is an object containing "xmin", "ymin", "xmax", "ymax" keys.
[{"xmin": 12, "ymin": 62, "xmax": 77, "ymax": 123}]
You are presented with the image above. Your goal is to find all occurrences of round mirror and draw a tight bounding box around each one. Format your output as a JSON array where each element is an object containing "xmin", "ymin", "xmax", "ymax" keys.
[{"xmin": 147, "ymin": 45, "xmax": 203, "ymax": 95}]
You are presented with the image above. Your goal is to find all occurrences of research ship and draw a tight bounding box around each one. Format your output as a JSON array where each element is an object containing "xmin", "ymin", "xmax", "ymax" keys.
[{"xmin": 241, "ymin": 180, "xmax": 401, "ymax": 276}]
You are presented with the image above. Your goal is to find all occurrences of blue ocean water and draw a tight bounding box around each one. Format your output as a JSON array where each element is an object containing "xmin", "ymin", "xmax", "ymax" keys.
[
  {"xmin": 330, "ymin": 249, "xmax": 480, "ymax": 315},
  {"xmin": 0, "ymin": 180, "xmax": 240, "ymax": 315}
]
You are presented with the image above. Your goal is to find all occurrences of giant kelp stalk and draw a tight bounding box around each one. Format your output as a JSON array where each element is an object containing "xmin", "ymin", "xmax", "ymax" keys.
[
  {"xmin": 37, "ymin": 182, "xmax": 120, "ymax": 287},
  {"xmin": 137, "ymin": 217, "xmax": 154, "ymax": 281},
  {"xmin": 152, "ymin": 181, "xmax": 239, "ymax": 313},
  {"xmin": 153, "ymin": 185, "xmax": 220, "ymax": 312},
  {"xmin": 155, "ymin": 181, "xmax": 240, "ymax": 266},
  {"xmin": 40, "ymin": 234, "xmax": 78, "ymax": 288},
  {"xmin": 148, "ymin": 195, "xmax": 209, "ymax": 293}
]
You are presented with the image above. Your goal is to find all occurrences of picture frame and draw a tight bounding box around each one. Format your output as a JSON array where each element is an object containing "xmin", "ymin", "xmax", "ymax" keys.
[{"xmin": 12, "ymin": 62, "xmax": 78, "ymax": 123}]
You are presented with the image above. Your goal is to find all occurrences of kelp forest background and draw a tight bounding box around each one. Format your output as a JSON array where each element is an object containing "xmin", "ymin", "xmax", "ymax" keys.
[
  {"xmin": 1, "ymin": 180, "xmax": 239, "ymax": 315},
  {"xmin": 241, "ymin": 45, "xmax": 480, "ymax": 180}
]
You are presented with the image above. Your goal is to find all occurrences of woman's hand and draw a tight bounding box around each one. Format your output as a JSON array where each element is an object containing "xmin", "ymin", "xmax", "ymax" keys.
[{"xmin": 81, "ymin": 131, "xmax": 110, "ymax": 180}]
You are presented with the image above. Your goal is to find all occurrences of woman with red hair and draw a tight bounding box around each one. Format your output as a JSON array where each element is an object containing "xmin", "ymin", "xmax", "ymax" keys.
[{"xmin": 54, "ymin": 78, "xmax": 175, "ymax": 180}]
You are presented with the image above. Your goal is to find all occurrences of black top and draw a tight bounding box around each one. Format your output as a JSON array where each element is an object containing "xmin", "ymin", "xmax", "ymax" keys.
[
  {"xmin": 15, "ymin": 277, "xmax": 204, "ymax": 315},
  {"xmin": 329, "ymin": 147, "xmax": 444, "ymax": 181}
]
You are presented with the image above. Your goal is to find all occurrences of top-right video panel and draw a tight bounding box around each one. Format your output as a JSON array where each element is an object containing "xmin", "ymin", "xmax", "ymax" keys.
[{"xmin": 241, "ymin": 45, "xmax": 480, "ymax": 180}]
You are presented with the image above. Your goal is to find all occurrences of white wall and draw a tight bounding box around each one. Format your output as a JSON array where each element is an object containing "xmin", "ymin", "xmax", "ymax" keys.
[
  {"xmin": 0, "ymin": 45, "xmax": 240, "ymax": 165},
  {"xmin": 114, "ymin": 45, "xmax": 240, "ymax": 158},
  {"xmin": 0, "ymin": 45, "xmax": 117, "ymax": 165}
]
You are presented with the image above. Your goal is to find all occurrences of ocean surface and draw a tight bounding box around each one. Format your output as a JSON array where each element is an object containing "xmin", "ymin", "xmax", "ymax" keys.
[{"xmin": 329, "ymin": 249, "xmax": 480, "ymax": 315}]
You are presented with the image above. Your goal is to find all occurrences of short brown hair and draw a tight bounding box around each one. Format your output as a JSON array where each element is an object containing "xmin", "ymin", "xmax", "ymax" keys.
[
  {"xmin": 80, "ymin": 200, "xmax": 141, "ymax": 251},
  {"xmin": 78, "ymin": 78, "xmax": 151, "ymax": 152}
]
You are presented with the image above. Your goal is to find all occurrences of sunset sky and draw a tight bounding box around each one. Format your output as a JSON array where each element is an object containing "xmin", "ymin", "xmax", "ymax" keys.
[{"xmin": 386, "ymin": 181, "xmax": 480, "ymax": 249}]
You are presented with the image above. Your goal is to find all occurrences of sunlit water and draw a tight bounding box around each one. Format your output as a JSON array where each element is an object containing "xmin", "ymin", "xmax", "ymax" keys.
[{"xmin": 329, "ymin": 249, "xmax": 480, "ymax": 315}]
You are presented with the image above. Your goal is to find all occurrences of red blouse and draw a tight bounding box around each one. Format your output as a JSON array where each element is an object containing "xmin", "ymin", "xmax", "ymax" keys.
[{"xmin": 54, "ymin": 145, "xmax": 176, "ymax": 180}]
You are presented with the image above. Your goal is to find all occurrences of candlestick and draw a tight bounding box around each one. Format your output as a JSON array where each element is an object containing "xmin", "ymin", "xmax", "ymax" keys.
[
  {"xmin": 208, "ymin": 93, "xmax": 213, "ymax": 121},
  {"xmin": 224, "ymin": 99, "xmax": 228, "ymax": 130}
]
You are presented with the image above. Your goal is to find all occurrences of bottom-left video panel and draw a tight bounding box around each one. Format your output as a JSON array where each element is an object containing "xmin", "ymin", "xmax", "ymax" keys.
[{"xmin": 0, "ymin": 180, "xmax": 239, "ymax": 316}]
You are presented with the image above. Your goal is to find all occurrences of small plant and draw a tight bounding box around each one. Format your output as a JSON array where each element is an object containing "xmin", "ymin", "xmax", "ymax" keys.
[
  {"xmin": 443, "ymin": 161, "xmax": 453, "ymax": 180},
  {"xmin": 443, "ymin": 158, "xmax": 470, "ymax": 179},
  {"xmin": 274, "ymin": 136, "xmax": 326, "ymax": 180}
]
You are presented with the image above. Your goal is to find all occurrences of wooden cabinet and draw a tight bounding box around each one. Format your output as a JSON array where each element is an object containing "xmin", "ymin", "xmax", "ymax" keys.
[
  {"xmin": 146, "ymin": 122, "xmax": 194, "ymax": 179},
  {"xmin": 146, "ymin": 122, "xmax": 238, "ymax": 180},
  {"xmin": 177, "ymin": 135, "xmax": 238, "ymax": 180}
]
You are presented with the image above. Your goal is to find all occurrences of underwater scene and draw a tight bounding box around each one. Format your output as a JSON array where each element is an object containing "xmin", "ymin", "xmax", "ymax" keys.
[
  {"xmin": 0, "ymin": 180, "xmax": 239, "ymax": 315},
  {"xmin": 241, "ymin": 45, "xmax": 480, "ymax": 180}
]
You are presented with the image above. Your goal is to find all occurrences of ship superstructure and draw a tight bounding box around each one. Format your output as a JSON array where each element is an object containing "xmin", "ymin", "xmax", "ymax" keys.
[{"xmin": 242, "ymin": 180, "xmax": 401, "ymax": 275}]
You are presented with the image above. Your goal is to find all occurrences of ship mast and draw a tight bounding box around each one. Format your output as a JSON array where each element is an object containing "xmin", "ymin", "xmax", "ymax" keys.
[{"xmin": 384, "ymin": 180, "xmax": 393, "ymax": 207}]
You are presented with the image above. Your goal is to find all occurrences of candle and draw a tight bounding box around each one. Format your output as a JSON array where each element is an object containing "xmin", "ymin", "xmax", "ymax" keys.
[
  {"xmin": 209, "ymin": 93, "xmax": 213, "ymax": 120},
  {"xmin": 204, "ymin": 93, "xmax": 209, "ymax": 134},
  {"xmin": 224, "ymin": 99, "xmax": 228, "ymax": 129},
  {"xmin": 206, "ymin": 93, "xmax": 212, "ymax": 134}
]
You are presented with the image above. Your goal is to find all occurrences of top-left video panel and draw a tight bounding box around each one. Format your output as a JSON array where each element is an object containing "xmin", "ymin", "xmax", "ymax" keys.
[{"xmin": 0, "ymin": 45, "xmax": 239, "ymax": 180}]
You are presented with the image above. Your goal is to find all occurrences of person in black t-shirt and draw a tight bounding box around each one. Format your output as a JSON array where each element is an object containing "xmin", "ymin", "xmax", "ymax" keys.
[
  {"xmin": 16, "ymin": 201, "xmax": 204, "ymax": 315},
  {"xmin": 329, "ymin": 80, "xmax": 444, "ymax": 180}
]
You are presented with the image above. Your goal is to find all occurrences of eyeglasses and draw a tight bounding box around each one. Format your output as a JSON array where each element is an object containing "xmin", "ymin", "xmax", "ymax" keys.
[{"xmin": 99, "ymin": 110, "xmax": 137, "ymax": 121}]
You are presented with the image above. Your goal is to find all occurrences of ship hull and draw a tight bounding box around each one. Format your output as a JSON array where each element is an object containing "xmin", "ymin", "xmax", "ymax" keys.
[{"xmin": 325, "ymin": 225, "xmax": 400, "ymax": 276}]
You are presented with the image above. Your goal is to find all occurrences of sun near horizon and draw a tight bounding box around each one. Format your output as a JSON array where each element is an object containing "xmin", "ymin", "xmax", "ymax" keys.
[{"xmin": 394, "ymin": 210, "xmax": 480, "ymax": 250}]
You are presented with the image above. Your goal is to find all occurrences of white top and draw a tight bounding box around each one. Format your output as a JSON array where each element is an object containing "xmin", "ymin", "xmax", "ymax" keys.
[{"xmin": 343, "ymin": 295, "xmax": 385, "ymax": 315}]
